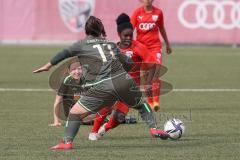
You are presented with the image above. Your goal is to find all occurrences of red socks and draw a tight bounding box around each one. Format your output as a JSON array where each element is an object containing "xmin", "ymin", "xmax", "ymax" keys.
[
  {"xmin": 91, "ymin": 102, "xmax": 129, "ymax": 133},
  {"xmin": 91, "ymin": 107, "xmax": 111, "ymax": 133},
  {"xmin": 104, "ymin": 116, "xmax": 120, "ymax": 131},
  {"xmin": 105, "ymin": 102, "xmax": 129, "ymax": 131},
  {"xmin": 152, "ymin": 80, "xmax": 160, "ymax": 104}
]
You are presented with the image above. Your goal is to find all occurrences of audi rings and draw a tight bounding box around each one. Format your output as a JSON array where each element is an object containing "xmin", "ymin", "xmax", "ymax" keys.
[{"xmin": 178, "ymin": 0, "xmax": 240, "ymax": 29}]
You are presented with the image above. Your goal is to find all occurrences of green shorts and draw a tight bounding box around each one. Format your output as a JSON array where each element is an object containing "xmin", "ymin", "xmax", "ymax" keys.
[{"xmin": 78, "ymin": 73, "xmax": 142, "ymax": 113}]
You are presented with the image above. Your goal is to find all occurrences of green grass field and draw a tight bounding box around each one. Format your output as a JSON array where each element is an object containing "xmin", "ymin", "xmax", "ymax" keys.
[{"xmin": 0, "ymin": 45, "xmax": 240, "ymax": 160}]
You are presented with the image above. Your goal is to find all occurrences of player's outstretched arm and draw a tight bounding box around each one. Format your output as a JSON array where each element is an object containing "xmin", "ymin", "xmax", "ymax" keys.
[
  {"xmin": 33, "ymin": 48, "xmax": 75, "ymax": 73},
  {"xmin": 33, "ymin": 62, "xmax": 53, "ymax": 73}
]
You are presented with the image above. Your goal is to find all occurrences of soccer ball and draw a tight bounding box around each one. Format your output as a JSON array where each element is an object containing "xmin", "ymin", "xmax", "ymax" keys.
[{"xmin": 164, "ymin": 118, "xmax": 185, "ymax": 140}]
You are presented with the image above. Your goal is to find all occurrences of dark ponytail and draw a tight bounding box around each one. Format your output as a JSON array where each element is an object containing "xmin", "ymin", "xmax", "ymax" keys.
[{"xmin": 85, "ymin": 16, "xmax": 106, "ymax": 37}]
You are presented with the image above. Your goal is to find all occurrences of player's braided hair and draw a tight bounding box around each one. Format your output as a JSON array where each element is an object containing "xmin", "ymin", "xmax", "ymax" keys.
[
  {"xmin": 85, "ymin": 16, "xmax": 106, "ymax": 37},
  {"xmin": 116, "ymin": 13, "xmax": 133, "ymax": 33}
]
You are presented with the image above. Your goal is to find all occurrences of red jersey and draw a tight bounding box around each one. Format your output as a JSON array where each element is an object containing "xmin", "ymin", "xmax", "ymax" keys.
[
  {"xmin": 120, "ymin": 40, "xmax": 154, "ymax": 63},
  {"xmin": 119, "ymin": 40, "xmax": 155, "ymax": 85},
  {"xmin": 131, "ymin": 6, "xmax": 164, "ymax": 51}
]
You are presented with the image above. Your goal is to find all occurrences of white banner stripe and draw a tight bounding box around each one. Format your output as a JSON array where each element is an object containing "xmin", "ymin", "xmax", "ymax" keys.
[{"xmin": 0, "ymin": 88, "xmax": 240, "ymax": 92}]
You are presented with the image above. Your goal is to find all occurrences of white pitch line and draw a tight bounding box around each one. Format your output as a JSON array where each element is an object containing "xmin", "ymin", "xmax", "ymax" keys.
[
  {"xmin": 0, "ymin": 88, "xmax": 52, "ymax": 92},
  {"xmin": 0, "ymin": 88, "xmax": 240, "ymax": 92},
  {"xmin": 173, "ymin": 89, "xmax": 240, "ymax": 92}
]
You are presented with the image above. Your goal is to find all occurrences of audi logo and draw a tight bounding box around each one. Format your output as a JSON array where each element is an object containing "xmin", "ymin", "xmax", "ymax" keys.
[{"xmin": 178, "ymin": 0, "xmax": 240, "ymax": 29}]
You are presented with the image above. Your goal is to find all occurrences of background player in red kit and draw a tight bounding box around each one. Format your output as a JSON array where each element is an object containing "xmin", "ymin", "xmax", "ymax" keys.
[
  {"xmin": 131, "ymin": 0, "xmax": 172, "ymax": 111},
  {"xmin": 88, "ymin": 13, "xmax": 168, "ymax": 141}
]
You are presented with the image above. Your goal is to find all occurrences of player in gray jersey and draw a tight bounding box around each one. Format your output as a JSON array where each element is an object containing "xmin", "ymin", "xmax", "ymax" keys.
[
  {"xmin": 49, "ymin": 60, "xmax": 85, "ymax": 127},
  {"xmin": 33, "ymin": 16, "xmax": 168, "ymax": 150}
]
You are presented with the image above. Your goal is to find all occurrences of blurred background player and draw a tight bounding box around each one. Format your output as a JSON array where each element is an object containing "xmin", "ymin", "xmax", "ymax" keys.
[
  {"xmin": 33, "ymin": 16, "xmax": 167, "ymax": 150},
  {"xmin": 131, "ymin": 0, "xmax": 172, "ymax": 111},
  {"xmin": 49, "ymin": 60, "xmax": 84, "ymax": 127},
  {"xmin": 88, "ymin": 13, "xmax": 168, "ymax": 141}
]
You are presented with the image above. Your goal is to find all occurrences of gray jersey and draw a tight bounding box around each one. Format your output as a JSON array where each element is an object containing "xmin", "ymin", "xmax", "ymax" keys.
[{"xmin": 51, "ymin": 37, "xmax": 129, "ymax": 85}]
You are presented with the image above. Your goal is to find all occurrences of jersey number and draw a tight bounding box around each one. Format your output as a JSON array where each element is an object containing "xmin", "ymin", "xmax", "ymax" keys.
[{"xmin": 93, "ymin": 44, "xmax": 115, "ymax": 62}]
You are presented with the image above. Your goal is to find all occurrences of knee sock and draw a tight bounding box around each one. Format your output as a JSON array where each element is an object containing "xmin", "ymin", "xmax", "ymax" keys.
[
  {"xmin": 91, "ymin": 113, "xmax": 107, "ymax": 133},
  {"xmin": 152, "ymin": 79, "xmax": 161, "ymax": 104},
  {"xmin": 138, "ymin": 102, "xmax": 157, "ymax": 129},
  {"xmin": 91, "ymin": 107, "xmax": 111, "ymax": 133},
  {"xmin": 105, "ymin": 116, "xmax": 120, "ymax": 131},
  {"xmin": 63, "ymin": 113, "xmax": 82, "ymax": 143}
]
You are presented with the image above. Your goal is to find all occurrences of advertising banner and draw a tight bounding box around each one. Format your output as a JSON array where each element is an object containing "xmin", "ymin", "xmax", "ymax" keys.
[{"xmin": 0, "ymin": 0, "xmax": 239, "ymax": 44}]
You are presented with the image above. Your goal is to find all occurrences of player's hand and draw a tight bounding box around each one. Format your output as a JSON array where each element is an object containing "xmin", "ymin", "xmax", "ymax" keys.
[
  {"xmin": 166, "ymin": 45, "xmax": 172, "ymax": 54},
  {"xmin": 48, "ymin": 122, "xmax": 62, "ymax": 127},
  {"xmin": 33, "ymin": 62, "xmax": 52, "ymax": 73}
]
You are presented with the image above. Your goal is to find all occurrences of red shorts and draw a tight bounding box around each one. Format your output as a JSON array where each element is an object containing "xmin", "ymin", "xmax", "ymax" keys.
[{"xmin": 148, "ymin": 49, "xmax": 162, "ymax": 65}]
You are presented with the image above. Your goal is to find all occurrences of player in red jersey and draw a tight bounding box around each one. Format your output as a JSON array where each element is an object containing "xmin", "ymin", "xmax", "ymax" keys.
[
  {"xmin": 131, "ymin": 0, "xmax": 172, "ymax": 111},
  {"xmin": 88, "ymin": 13, "xmax": 168, "ymax": 141}
]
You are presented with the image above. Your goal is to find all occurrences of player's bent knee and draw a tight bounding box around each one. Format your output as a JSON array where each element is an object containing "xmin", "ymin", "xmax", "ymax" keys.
[
  {"xmin": 68, "ymin": 103, "xmax": 92, "ymax": 121},
  {"xmin": 70, "ymin": 102, "xmax": 89, "ymax": 114}
]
